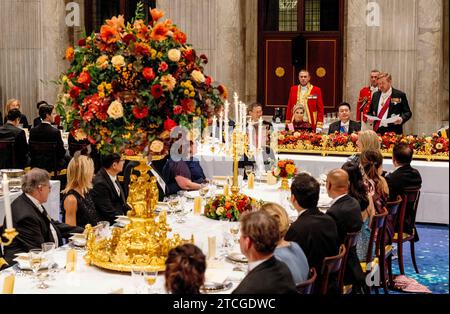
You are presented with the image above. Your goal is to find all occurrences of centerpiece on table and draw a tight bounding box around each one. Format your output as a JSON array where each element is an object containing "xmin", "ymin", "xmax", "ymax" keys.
[
  {"xmin": 204, "ymin": 194, "xmax": 257, "ymax": 222},
  {"xmin": 272, "ymin": 159, "xmax": 297, "ymax": 190},
  {"xmin": 57, "ymin": 3, "xmax": 227, "ymax": 272}
]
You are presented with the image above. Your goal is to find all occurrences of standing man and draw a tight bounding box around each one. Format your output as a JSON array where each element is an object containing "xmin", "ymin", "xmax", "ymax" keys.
[
  {"xmin": 286, "ymin": 70, "xmax": 324, "ymax": 133},
  {"xmin": 357, "ymin": 70, "xmax": 380, "ymax": 122},
  {"xmin": 367, "ymin": 73, "xmax": 412, "ymax": 135},
  {"xmin": 328, "ymin": 102, "xmax": 361, "ymax": 135}
]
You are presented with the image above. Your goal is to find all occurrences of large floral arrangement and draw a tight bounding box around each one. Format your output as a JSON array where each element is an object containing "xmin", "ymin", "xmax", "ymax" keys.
[
  {"xmin": 272, "ymin": 159, "xmax": 297, "ymax": 180},
  {"xmin": 57, "ymin": 5, "xmax": 227, "ymax": 156},
  {"xmin": 278, "ymin": 131, "xmax": 449, "ymax": 160},
  {"xmin": 204, "ymin": 194, "xmax": 258, "ymax": 222}
]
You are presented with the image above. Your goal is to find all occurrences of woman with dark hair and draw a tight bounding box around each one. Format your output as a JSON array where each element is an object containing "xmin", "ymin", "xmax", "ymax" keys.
[
  {"xmin": 341, "ymin": 161, "xmax": 370, "ymax": 211},
  {"xmin": 165, "ymin": 244, "xmax": 206, "ymax": 294},
  {"xmin": 355, "ymin": 150, "xmax": 389, "ymax": 261}
]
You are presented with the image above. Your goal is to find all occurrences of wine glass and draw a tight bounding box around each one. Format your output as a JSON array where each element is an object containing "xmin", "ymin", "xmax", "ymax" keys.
[
  {"xmin": 168, "ymin": 197, "xmax": 180, "ymax": 218},
  {"xmin": 244, "ymin": 165, "xmax": 253, "ymax": 181},
  {"xmin": 229, "ymin": 222, "xmax": 240, "ymax": 245},
  {"xmin": 131, "ymin": 267, "xmax": 145, "ymax": 294},
  {"xmin": 29, "ymin": 249, "xmax": 49, "ymax": 289},
  {"xmin": 41, "ymin": 242, "xmax": 56, "ymax": 279},
  {"xmin": 144, "ymin": 269, "xmax": 159, "ymax": 294},
  {"xmin": 199, "ymin": 183, "xmax": 209, "ymax": 198}
]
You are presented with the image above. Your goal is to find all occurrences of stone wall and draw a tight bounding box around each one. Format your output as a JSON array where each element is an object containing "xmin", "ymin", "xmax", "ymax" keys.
[{"xmin": 344, "ymin": 0, "xmax": 447, "ymax": 135}]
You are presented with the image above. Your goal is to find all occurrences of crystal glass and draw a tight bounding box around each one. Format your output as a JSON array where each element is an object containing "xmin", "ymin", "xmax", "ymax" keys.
[
  {"xmin": 41, "ymin": 242, "xmax": 56, "ymax": 279},
  {"xmin": 229, "ymin": 222, "xmax": 240, "ymax": 245},
  {"xmin": 29, "ymin": 249, "xmax": 49, "ymax": 289},
  {"xmin": 168, "ymin": 197, "xmax": 180, "ymax": 216},
  {"xmin": 144, "ymin": 269, "xmax": 159, "ymax": 293},
  {"xmin": 131, "ymin": 267, "xmax": 146, "ymax": 294},
  {"xmin": 199, "ymin": 183, "xmax": 210, "ymax": 198},
  {"xmin": 244, "ymin": 165, "xmax": 253, "ymax": 180}
]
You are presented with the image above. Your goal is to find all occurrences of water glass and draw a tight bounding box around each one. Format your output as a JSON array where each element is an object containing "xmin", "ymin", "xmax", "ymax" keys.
[
  {"xmin": 41, "ymin": 242, "xmax": 56, "ymax": 278},
  {"xmin": 131, "ymin": 267, "xmax": 146, "ymax": 294},
  {"xmin": 29, "ymin": 249, "xmax": 49, "ymax": 289},
  {"xmin": 144, "ymin": 269, "xmax": 159, "ymax": 293}
]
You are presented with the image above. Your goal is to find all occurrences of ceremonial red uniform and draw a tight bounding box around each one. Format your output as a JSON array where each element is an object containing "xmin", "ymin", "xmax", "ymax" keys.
[
  {"xmin": 356, "ymin": 86, "xmax": 373, "ymax": 122},
  {"xmin": 286, "ymin": 84, "xmax": 324, "ymax": 130}
]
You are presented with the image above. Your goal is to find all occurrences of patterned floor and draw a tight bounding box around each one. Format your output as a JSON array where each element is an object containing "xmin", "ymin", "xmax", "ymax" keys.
[{"xmin": 391, "ymin": 224, "xmax": 449, "ymax": 294}]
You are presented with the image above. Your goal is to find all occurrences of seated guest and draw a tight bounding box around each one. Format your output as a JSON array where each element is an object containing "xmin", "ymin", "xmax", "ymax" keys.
[
  {"xmin": 3, "ymin": 99, "xmax": 30, "ymax": 129},
  {"xmin": 342, "ymin": 161, "xmax": 370, "ymax": 213},
  {"xmin": 249, "ymin": 102, "xmax": 273, "ymax": 146},
  {"xmin": 165, "ymin": 244, "xmax": 206, "ymax": 294},
  {"xmin": 232, "ymin": 211, "xmax": 297, "ymax": 294},
  {"xmin": 325, "ymin": 169, "xmax": 364, "ymax": 286},
  {"xmin": 260, "ymin": 202, "xmax": 309, "ymax": 285},
  {"xmin": 1, "ymin": 168, "xmax": 83, "ymax": 265},
  {"xmin": 328, "ymin": 102, "xmax": 361, "ymax": 135},
  {"xmin": 0, "ymin": 109, "xmax": 30, "ymax": 169},
  {"xmin": 163, "ymin": 140, "xmax": 207, "ymax": 196},
  {"xmin": 29, "ymin": 104, "xmax": 68, "ymax": 172},
  {"xmin": 32, "ymin": 101, "xmax": 48, "ymax": 128},
  {"xmin": 385, "ymin": 143, "xmax": 422, "ymax": 241},
  {"xmin": 348, "ymin": 130, "xmax": 381, "ymax": 165},
  {"xmin": 213, "ymin": 103, "xmax": 235, "ymax": 130},
  {"xmin": 356, "ymin": 150, "xmax": 389, "ymax": 261},
  {"xmin": 61, "ymin": 154, "xmax": 101, "ymax": 228},
  {"xmin": 286, "ymin": 104, "xmax": 313, "ymax": 132},
  {"xmin": 91, "ymin": 153, "xmax": 130, "ymax": 224},
  {"xmin": 285, "ymin": 173, "xmax": 339, "ymax": 292}
]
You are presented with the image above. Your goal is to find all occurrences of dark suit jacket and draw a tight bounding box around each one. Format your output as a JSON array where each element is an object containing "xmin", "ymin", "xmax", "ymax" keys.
[
  {"xmin": 1, "ymin": 193, "xmax": 83, "ymax": 265},
  {"xmin": 326, "ymin": 195, "xmax": 364, "ymax": 285},
  {"xmin": 4, "ymin": 114, "xmax": 29, "ymax": 129},
  {"xmin": 385, "ymin": 165, "xmax": 422, "ymax": 239},
  {"xmin": 0, "ymin": 122, "xmax": 29, "ymax": 169},
  {"xmin": 33, "ymin": 117, "xmax": 42, "ymax": 128},
  {"xmin": 91, "ymin": 168, "xmax": 131, "ymax": 224},
  {"xmin": 369, "ymin": 88, "xmax": 412, "ymax": 134},
  {"xmin": 232, "ymin": 256, "xmax": 297, "ymax": 294},
  {"xmin": 29, "ymin": 122, "xmax": 67, "ymax": 171},
  {"xmin": 285, "ymin": 208, "xmax": 339, "ymax": 283},
  {"xmin": 328, "ymin": 120, "xmax": 361, "ymax": 135}
]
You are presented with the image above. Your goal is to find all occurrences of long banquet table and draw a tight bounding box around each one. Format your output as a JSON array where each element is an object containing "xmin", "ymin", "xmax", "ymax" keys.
[
  {"xmin": 0, "ymin": 185, "xmax": 330, "ymax": 294},
  {"xmin": 197, "ymin": 148, "xmax": 449, "ymax": 225}
]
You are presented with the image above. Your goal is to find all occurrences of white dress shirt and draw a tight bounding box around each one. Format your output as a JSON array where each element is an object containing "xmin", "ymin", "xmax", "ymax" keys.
[
  {"xmin": 248, "ymin": 256, "xmax": 271, "ymax": 272},
  {"xmin": 25, "ymin": 193, "xmax": 59, "ymax": 247},
  {"xmin": 340, "ymin": 120, "xmax": 350, "ymax": 133},
  {"xmin": 147, "ymin": 162, "xmax": 167, "ymax": 193},
  {"xmin": 107, "ymin": 172, "xmax": 121, "ymax": 196},
  {"xmin": 377, "ymin": 87, "xmax": 393, "ymax": 120}
]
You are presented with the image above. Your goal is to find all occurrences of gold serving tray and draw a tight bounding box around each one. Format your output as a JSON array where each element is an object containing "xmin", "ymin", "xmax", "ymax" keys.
[
  {"xmin": 90, "ymin": 260, "xmax": 165, "ymax": 273},
  {"xmin": 277, "ymin": 148, "xmax": 449, "ymax": 161}
]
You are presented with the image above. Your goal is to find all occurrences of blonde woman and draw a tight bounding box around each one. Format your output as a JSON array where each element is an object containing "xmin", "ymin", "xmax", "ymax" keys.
[
  {"xmin": 260, "ymin": 202, "xmax": 309, "ymax": 284},
  {"xmin": 4, "ymin": 99, "xmax": 29, "ymax": 128},
  {"xmin": 62, "ymin": 154, "xmax": 100, "ymax": 227},
  {"xmin": 349, "ymin": 130, "xmax": 381, "ymax": 165},
  {"xmin": 285, "ymin": 105, "xmax": 313, "ymax": 132}
]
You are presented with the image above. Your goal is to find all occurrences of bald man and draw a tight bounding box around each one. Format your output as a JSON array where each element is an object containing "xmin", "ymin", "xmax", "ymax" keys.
[{"xmin": 326, "ymin": 169, "xmax": 365, "ymax": 288}]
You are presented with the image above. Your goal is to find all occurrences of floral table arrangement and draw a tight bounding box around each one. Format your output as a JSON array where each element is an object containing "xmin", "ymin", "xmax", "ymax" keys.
[
  {"xmin": 204, "ymin": 194, "xmax": 262, "ymax": 222},
  {"xmin": 272, "ymin": 159, "xmax": 297, "ymax": 190},
  {"xmin": 277, "ymin": 131, "xmax": 449, "ymax": 161},
  {"xmin": 57, "ymin": 4, "xmax": 226, "ymax": 157}
]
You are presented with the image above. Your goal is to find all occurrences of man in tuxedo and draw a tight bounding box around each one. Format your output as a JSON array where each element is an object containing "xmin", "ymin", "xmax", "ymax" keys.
[
  {"xmin": 286, "ymin": 70, "xmax": 324, "ymax": 132},
  {"xmin": 232, "ymin": 211, "xmax": 297, "ymax": 294},
  {"xmin": 1, "ymin": 169, "xmax": 83, "ymax": 265},
  {"xmin": 357, "ymin": 70, "xmax": 380, "ymax": 122},
  {"xmin": 0, "ymin": 109, "xmax": 29, "ymax": 169},
  {"xmin": 285, "ymin": 173, "xmax": 339, "ymax": 292},
  {"xmin": 328, "ymin": 103, "xmax": 361, "ymax": 135},
  {"xmin": 367, "ymin": 73, "xmax": 412, "ymax": 135},
  {"xmin": 91, "ymin": 153, "xmax": 131, "ymax": 224},
  {"xmin": 385, "ymin": 143, "xmax": 422, "ymax": 241},
  {"xmin": 29, "ymin": 104, "xmax": 68, "ymax": 171},
  {"xmin": 325, "ymin": 169, "xmax": 365, "ymax": 287}
]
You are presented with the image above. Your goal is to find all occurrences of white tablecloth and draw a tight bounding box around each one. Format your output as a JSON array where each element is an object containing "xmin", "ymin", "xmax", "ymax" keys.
[
  {"xmin": 197, "ymin": 150, "xmax": 449, "ymax": 225},
  {"xmin": 0, "ymin": 180, "xmax": 61, "ymax": 224}
]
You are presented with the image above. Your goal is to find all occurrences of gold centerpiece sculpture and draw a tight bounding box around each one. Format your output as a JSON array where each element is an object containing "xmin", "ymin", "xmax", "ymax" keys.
[{"xmin": 84, "ymin": 155, "xmax": 192, "ymax": 272}]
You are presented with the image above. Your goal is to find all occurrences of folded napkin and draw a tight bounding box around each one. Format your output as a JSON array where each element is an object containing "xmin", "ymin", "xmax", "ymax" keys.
[
  {"xmin": 2, "ymin": 274, "xmax": 15, "ymax": 294},
  {"xmin": 205, "ymin": 268, "xmax": 230, "ymax": 284}
]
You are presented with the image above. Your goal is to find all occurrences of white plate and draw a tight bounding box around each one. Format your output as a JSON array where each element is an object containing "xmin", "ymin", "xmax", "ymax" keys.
[
  {"xmin": 226, "ymin": 252, "xmax": 248, "ymax": 264},
  {"xmin": 185, "ymin": 191, "xmax": 200, "ymax": 199},
  {"xmin": 14, "ymin": 255, "xmax": 50, "ymax": 270},
  {"xmin": 69, "ymin": 234, "xmax": 87, "ymax": 247}
]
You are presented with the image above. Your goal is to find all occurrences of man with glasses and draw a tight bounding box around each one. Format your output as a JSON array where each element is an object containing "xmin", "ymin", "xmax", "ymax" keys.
[{"xmin": 1, "ymin": 168, "xmax": 83, "ymax": 265}]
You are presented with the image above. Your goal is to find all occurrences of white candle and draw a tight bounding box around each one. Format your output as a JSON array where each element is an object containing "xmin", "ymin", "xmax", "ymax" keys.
[
  {"xmin": 219, "ymin": 112, "xmax": 223, "ymax": 143},
  {"xmin": 2, "ymin": 173, "xmax": 13, "ymax": 229},
  {"xmin": 242, "ymin": 103, "xmax": 247, "ymax": 128},
  {"xmin": 248, "ymin": 118, "xmax": 253, "ymax": 149},
  {"xmin": 212, "ymin": 116, "xmax": 217, "ymax": 140},
  {"xmin": 258, "ymin": 117, "xmax": 263, "ymax": 150},
  {"xmin": 234, "ymin": 93, "xmax": 239, "ymax": 127}
]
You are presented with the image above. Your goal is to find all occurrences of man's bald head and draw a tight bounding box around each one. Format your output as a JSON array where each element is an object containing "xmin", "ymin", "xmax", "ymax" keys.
[{"xmin": 326, "ymin": 169, "xmax": 349, "ymax": 197}]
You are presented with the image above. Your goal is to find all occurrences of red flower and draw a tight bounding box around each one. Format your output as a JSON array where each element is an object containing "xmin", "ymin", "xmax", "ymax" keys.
[
  {"xmin": 173, "ymin": 30, "xmax": 187, "ymax": 44},
  {"xmin": 173, "ymin": 105, "xmax": 183, "ymax": 115},
  {"xmin": 142, "ymin": 67, "xmax": 155, "ymax": 81},
  {"xmin": 164, "ymin": 118, "xmax": 177, "ymax": 132},
  {"xmin": 124, "ymin": 148, "xmax": 135, "ymax": 156},
  {"xmin": 151, "ymin": 85, "xmax": 164, "ymax": 99},
  {"xmin": 87, "ymin": 136, "xmax": 96, "ymax": 145},
  {"xmin": 158, "ymin": 62, "xmax": 168, "ymax": 73},
  {"xmin": 135, "ymin": 42, "xmax": 151, "ymax": 56},
  {"xmin": 133, "ymin": 105, "xmax": 149, "ymax": 119},
  {"xmin": 70, "ymin": 86, "xmax": 81, "ymax": 99},
  {"xmin": 181, "ymin": 98, "xmax": 195, "ymax": 113},
  {"xmin": 205, "ymin": 76, "xmax": 212, "ymax": 86},
  {"xmin": 200, "ymin": 54, "xmax": 208, "ymax": 64},
  {"xmin": 183, "ymin": 49, "xmax": 195, "ymax": 62},
  {"xmin": 77, "ymin": 38, "xmax": 86, "ymax": 47},
  {"xmin": 68, "ymin": 73, "xmax": 76, "ymax": 79},
  {"xmin": 77, "ymin": 71, "xmax": 91, "ymax": 87},
  {"xmin": 122, "ymin": 33, "xmax": 136, "ymax": 45},
  {"xmin": 226, "ymin": 210, "xmax": 232, "ymax": 219}
]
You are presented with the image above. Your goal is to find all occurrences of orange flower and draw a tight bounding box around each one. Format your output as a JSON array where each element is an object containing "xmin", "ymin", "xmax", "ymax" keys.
[
  {"xmin": 134, "ymin": 42, "xmax": 151, "ymax": 56},
  {"xmin": 65, "ymin": 46, "xmax": 74, "ymax": 61},
  {"xmin": 106, "ymin": 15, "xmax": 125, "ymax": 31},
  {"xmin": 150, "ymin": 23, "xmax": 169, "ymax": 42},
  {"xmin": 150, "ymin": 8, "xmax": 164, "ymax": 23},
  {"xmin": 134, "ymin": 20, "xmax": 150, "ymax": 41},
  {"xmin": 173, "ymin": 30, "xmax": 187, "ymax": 44},
  {"xmin": 100, "ymin": 25, "xmax": 120, "ymax": 44},
  {"xmin": 217, "ymin": 84, "xmax": 228, "ymax": 99}
]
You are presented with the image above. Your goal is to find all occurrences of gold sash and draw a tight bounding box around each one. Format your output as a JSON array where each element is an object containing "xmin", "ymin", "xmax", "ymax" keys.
[{"xmin": 296, "ymin": 83, "xmax": 314, "ymax": 124}]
